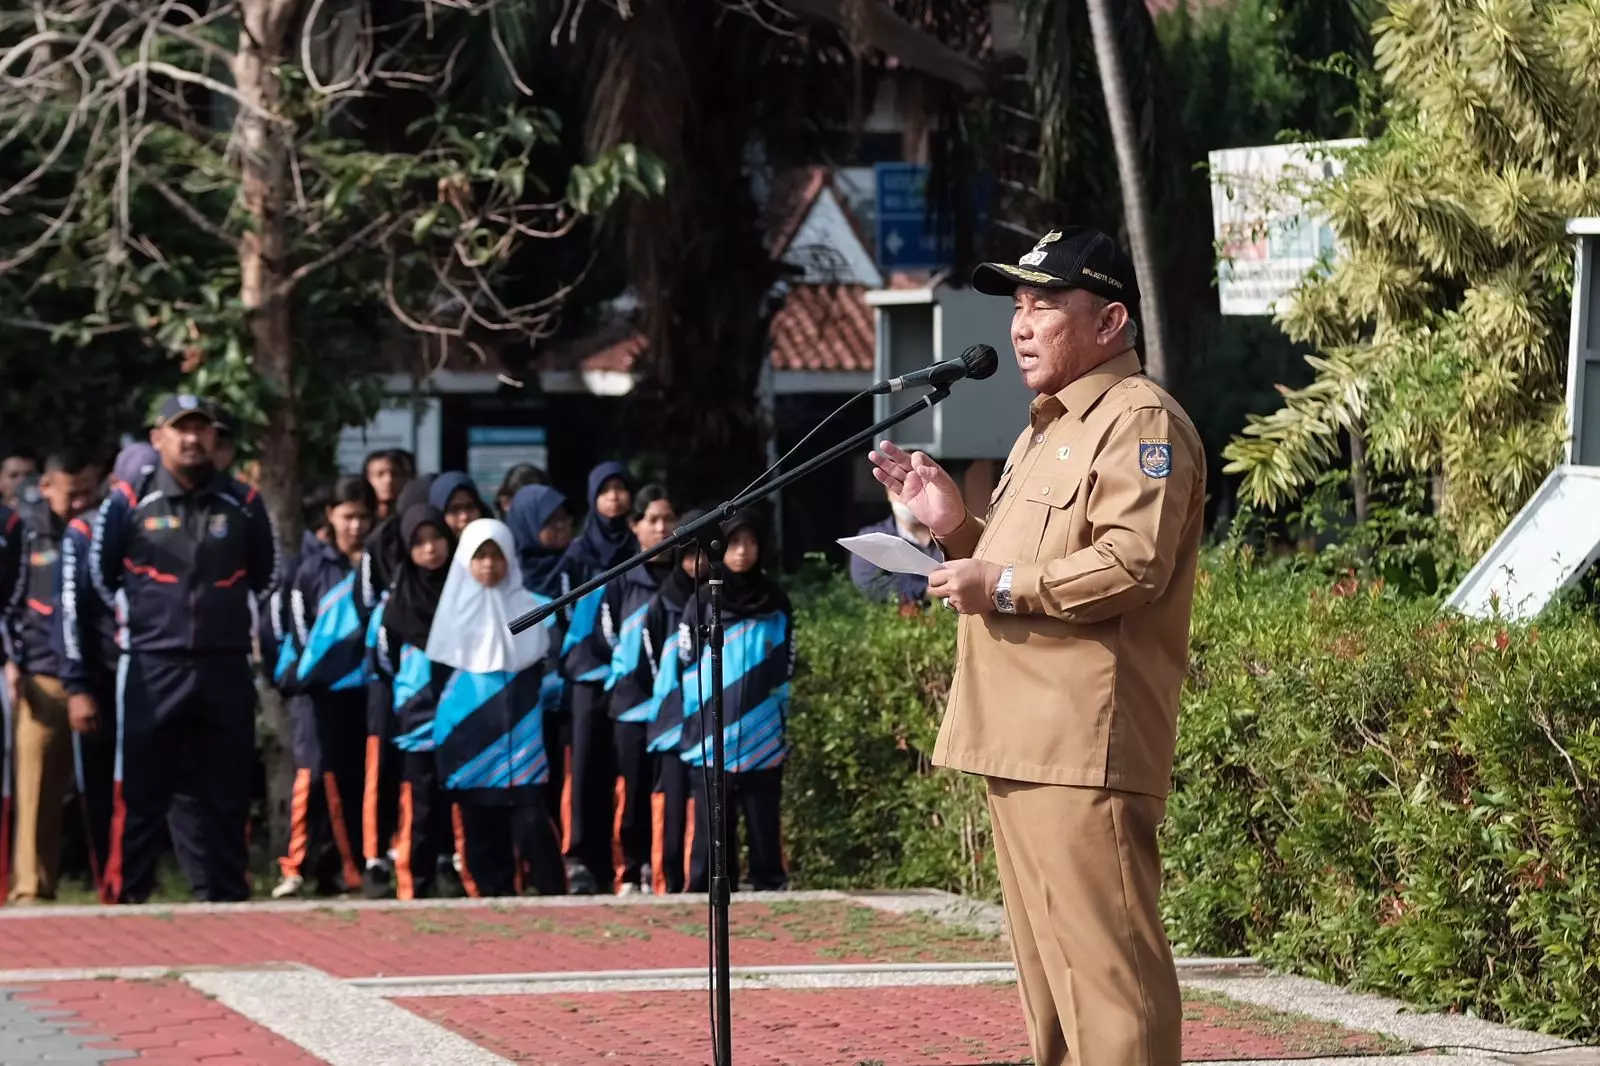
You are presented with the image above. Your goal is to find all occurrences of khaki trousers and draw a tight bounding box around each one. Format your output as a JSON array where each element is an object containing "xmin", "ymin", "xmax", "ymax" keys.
[
  {"xmin": 10, "ymin": 674, "xmax": 73, "ymax": 901},
  {"xmin": 986, "ymin": 778, "xmax": 1182, "ymax": 1066}
]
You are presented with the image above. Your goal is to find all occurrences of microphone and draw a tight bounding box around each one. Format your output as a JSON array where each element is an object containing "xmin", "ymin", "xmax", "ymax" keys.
[{"xmin": 869, "ymin": 343, "xmax": 999, "ymax": 395}]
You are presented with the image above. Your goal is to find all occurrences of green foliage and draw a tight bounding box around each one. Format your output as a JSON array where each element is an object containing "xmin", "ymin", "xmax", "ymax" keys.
[
  {"xmin": 789, "ymin": 557, "xmax": 1600, "ymax": 1038},
  {"xmin": 1224, "ymin": 0, "xmax": 1600, "ymax": 555},
  {"xmin": 785, "ymin": 563, "xmax": 994, "ymax": 899}
]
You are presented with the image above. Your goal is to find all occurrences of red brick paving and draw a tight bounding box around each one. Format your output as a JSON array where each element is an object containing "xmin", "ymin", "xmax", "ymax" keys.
[
  {"xmin": 0, "ymin": 902, "xmax": 1006, "ymax": 977},
  {"xmin": 12, "ymin": 978, "xmax": 321, "ymax": 1064},
  {"xmin": 405, "ymin": 985, "xmax": 1404, "ymax": 1065}
]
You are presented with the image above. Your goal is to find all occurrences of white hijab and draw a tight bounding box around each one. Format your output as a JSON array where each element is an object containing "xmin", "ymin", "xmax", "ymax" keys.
[{"xmin": 425, "ymin": 518, "xmax": 550, "ymax": 673}]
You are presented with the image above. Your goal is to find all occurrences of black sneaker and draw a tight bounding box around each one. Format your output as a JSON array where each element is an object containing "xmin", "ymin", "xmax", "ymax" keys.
[
  {"xmin": 436, "ymin": 856, "xmax": 466, "ymax": 899},
  {"xmin": 362, "ymin": 862, "xmax": 394, "ymax": 900},
  {"xmin": 565, "ymin": 859, "xmax": 598, "ymax": 896}
]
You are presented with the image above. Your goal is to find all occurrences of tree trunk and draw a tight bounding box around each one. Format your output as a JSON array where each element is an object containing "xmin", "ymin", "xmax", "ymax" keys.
[
  {"xmin": 233, "ymin": 0, "xmax": 300, "ymax": 861},
  {"xmin": 1350, "ymin": 427, "xmax": 1369, "ymax": 524},
  {"xmin": 1083, "ymin": 0, "xmax": 1170, "ymax": 385}
]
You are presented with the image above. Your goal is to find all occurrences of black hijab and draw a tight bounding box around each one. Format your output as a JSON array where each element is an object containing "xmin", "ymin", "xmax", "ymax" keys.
[
  {"xmin": 364, "ymin": 475, "xmax": 435, "ymax": 603},
  {"xmin": 718, "ymin": 508, "xmax": 782, "ymax": 618},
  {"xmin": 384, "ymin": 504, "xmax": 454, "ymax": 650},
  {"xmin": 507, "ymin": 484, "xmax": 576, "ymax": 598},
  {"xmin": 564, "ymin": 461, "xmax": 638, "ymax": 577}
]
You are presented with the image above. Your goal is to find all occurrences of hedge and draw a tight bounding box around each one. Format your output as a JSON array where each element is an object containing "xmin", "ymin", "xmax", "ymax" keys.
[{"xmin": 785, "ymin": 553, "xmax": 1600, "ymax": 1039}]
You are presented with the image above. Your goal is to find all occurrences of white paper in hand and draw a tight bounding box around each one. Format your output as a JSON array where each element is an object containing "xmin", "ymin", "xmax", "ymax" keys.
[{"xmin": 837, "ymin": 532, "xmax": 940, "ymax": 577}]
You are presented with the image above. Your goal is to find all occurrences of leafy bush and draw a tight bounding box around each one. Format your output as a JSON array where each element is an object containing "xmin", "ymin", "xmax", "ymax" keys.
[{"xmin": 787, "ymin": 554, "xmax": 1600, "ymax": 1038}]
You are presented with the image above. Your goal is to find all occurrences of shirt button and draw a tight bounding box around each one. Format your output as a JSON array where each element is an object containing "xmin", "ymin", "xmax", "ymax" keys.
[
  {"xmin": 1041, "ymin": 485, "xmax": 1050, "ymax": 495},
  {"xmin": 1034, "ymin": 433, "xmax": 1046, "ymax": 444},
  {"xmin": 1008, "ymin": 488, "xmax": 1016, "ymax": 497}
]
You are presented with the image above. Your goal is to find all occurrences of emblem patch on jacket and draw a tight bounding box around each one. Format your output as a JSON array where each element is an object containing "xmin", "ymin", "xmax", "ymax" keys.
[
  {"xmin": 209, "ymin": 514, "xmax": 230, "ymax": 538},
  {"xmin": 1139, "ymin": 439, "xmax": 1172, "ymax": 479}
]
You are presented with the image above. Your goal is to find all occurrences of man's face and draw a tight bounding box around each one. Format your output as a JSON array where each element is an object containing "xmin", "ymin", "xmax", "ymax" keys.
[
  {"xmin": 1010, "ymin": 286, "xmax": 1127, "ymax": 396},
  {"xmin": 152, "ymin": 414, "xmax": 216, "ymax": 475},
  {"xmin": 0, "ymin": 456, "xmax": 37, "ymax": 501},
  {"xmin": 40, "ymin": 467, "xmax": 100, "ymax": 521},
  {"xmin": 367, "ymin": 458, "xmax": 397, "ymax": 505}
]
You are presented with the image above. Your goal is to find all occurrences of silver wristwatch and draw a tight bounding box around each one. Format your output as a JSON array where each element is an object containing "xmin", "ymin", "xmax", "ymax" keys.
[{"xmin": 994, "ymin": 564, "xmax": 1016, "ymax": 615}]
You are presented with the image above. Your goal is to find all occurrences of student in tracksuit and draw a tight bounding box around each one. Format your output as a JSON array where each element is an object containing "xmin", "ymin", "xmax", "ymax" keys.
[
  {"xmin": 355, "ymin": 475, "xmax": 433, "ymax": 897},
  {"xmin": 0, "ymin": 501, "xmax": 24, "ymax": 903},
  {"xmin": 552, "ymin": 465, "xmax": 636, "ymax": 893},
  {"xmin": 505, "ymin": 485, "xmax": 585, "ymax": 890},
  {"xmin": 640, "ymin": 511, "xmax": 708, "ymax": 895},
  {"xmin": 267, "ymin": 493, "xmax": 335, "ymax": 899},
  {"xmin": 564, "ymin": 486, "xmax": 677, "ymax": 894},
  {"xmin": 5, "ymin": 450, "xmax": 102, "ymax": 901},
  {"xmin": 281, "ymin": 476, "xmax": 375, "ymax": 896},
  {"xmin": 372, "ymin": 504, "xmax": 455, "ymax": 898},
  {"xmin": 92, "ymin": 394, "xmax": 278, "ymax": 903},
  {"xmin": 679, "ymin": 509, "xmax": 793, "ymax": 894},
  {"xmin": 427, "ymin": 518, "xmax": 564, "ymax": 897},
  {"xmin": 55, "ymin": 444, "xmax": 156, "ymax": 900}
]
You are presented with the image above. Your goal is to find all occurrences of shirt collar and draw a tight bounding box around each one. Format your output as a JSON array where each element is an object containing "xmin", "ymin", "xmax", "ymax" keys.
[
  {"xmin": 154, "ymin": 463, "xmax": 223, "ymax": 499},
  {"xmin": 1029, "ymin": 349, "xmax": 1144, "ymax": 423}
]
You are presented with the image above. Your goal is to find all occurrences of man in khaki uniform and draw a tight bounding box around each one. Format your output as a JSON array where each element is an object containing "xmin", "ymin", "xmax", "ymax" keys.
[{"xmin": 870, "ymin": 226, "xmax": 1205, "ymax": 1066}]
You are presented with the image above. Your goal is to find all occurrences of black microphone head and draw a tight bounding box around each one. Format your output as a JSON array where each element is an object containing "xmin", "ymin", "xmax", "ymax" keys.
[{"xmin": 962, "ymin": 343, "xmax": 1000, "ymax": 381}]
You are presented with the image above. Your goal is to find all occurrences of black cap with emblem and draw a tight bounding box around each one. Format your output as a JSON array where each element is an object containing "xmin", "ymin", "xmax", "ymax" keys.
[
  {"xmin": 971, "ymin": 225, "xmax": 1140, "ymax": 307},
  {"xmin": 154, "ymin": 393, "xmax": 217, "ymax": 429}
]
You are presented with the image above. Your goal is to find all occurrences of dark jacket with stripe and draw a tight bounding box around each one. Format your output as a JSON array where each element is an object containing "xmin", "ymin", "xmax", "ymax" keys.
[
  {"xmin": 265, "ymin": 530, "xmax": 322, "ymax": 692},
  {"xmin": 11, "ymin": 500, "xmax": 67, "ymax": 678},
  {"xmin": 676, "ymin": 593, "xmax": 794, "ymax": 773},
  {"xmin": 433, "ymin": 662, "xmax": 550, "ymax": 805},
  {"xmin": 54, "ymin": 516, "xmax": 122, "ymax": 696},
  {"xmin": 291, "ymin": 544, "xmax": 368, "ymax": 694},
  {"xmin": 91, "ymin": 465, "xmax": 277, "ymax": 656},
  {"xmin": 0, "ymin": 505, "xmax": 25, "ymax": 667}
]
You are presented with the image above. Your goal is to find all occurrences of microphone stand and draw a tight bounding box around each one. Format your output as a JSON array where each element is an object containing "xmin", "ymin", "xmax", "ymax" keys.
[{"xmin": 509, "ymin": 384, "xmax": 954, "ymax": 1066}]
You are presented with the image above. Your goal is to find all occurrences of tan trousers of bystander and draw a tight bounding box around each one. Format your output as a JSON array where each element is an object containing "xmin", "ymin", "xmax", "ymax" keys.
[
  {"xmin": 986, "ymin": 778, "xmax": 1182, "ymax": 1066},
  {"xmin": 10, "ymin": 673, "xmax": 73, "ymax": 901}
]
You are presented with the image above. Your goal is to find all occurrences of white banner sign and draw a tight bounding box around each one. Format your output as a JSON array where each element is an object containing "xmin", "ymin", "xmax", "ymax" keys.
[{"xmin": 1209, "ymin": 139, "xmax": 1364, "ymax": 316}]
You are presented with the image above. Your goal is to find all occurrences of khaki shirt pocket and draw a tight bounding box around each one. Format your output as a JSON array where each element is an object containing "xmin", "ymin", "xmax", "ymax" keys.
[{"xmin": 1019, "ymin": 472, "xmax": 1084, "ymax": 562}]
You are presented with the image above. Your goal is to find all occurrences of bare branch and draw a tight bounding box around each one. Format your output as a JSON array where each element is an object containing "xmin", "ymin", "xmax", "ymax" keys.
[
  {"xmin": 131, "ymin": 161, "xmax": 239, "ymax": 249},
  {"xmin": 282, "ymin": 213, "xmax": 400, "ymax": 292}
]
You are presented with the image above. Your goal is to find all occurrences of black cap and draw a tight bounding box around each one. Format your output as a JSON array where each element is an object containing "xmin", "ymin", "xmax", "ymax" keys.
[
  {"xmin": 155, "ymin": 393, "xmax": 216, "ymax": 429},
  {"xmin": 971, "ymin": 226, "xmax": 1140, "ymax": 306}
]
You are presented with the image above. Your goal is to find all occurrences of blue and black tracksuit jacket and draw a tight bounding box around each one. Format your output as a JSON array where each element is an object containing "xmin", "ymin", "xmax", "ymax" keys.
[
  {"xmin": 676, "ymin": 594, "xmax": 794, "ymax": 773},
  {"xmin": 597, "ymin": 566, "xmax": 666, "ymax": 724},
  {"xmin": 432, "ymin": 661, "xmax": 550, "ymax": 806},
  {"xmin": 643, "ymin": 580, "xmax": 701, "ymax": 757},
  {"xmin": 91, "ymin": 466, "xmax": 277, "ymax": 655},
  {"xmin": 372, "ymin": 608, "xmax": 442, "ymax": 755},
  {"xmin": 291, "ymin": 544, "xmax": 368, "ymax": 695},
  {"xmin": 54, "ymin": 515, "xmax": 122, "ymax": 696},
  {"xmin": 0, "ymin": 505, "xmax": 25, "ymax": 668}
]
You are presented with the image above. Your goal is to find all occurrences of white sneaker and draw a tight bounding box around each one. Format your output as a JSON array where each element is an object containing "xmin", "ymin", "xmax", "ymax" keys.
[
  {"xmin": 617, "ymin": 882, "xmax": 641, "ymax": 897},
  {"xmin": 271, "ymin": 874, "xmax": 305, "ymax": 900}
]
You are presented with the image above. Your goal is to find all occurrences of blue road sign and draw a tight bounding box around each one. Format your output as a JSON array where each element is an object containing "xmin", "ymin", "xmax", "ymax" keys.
[{"xmin": 874, "ymin": 163, "xmax": 951, "ymax": 271}]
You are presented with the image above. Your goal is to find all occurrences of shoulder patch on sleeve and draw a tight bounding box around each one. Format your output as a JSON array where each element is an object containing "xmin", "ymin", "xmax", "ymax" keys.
[{"xmin": 1139, "ymin": 439, "xmax": 1173, "ymax": 479}]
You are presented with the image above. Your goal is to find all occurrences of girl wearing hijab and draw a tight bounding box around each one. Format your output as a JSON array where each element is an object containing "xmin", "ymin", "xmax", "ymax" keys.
[
  {"xmin": 562, "ymin": 485, "xmax": 678, "ymax": 894},
  {"xmin": 563, "ymin": 461, "xmax": 637, "ymax": 577},
  {"xmin": 372, "ymin": 504, "xmax": 457, "ymax": 899},
  {"xmin": 639, "ymin": 510, "xmax": 708, "ymax": 894},
  {"xmin": 494, "ymin": 463, "xmax": 547, "ymax": 519},
  {"xmin": 505, "ymin": 484, "xmax": 587, "ymax": 890},
  {"xmin": 553, "ymin": 463, "xmax": 638, "ymax": 894},
  {"xmin": 426, "ymin": 518, "xmax": 565, "ymax": 896},
  {"xmin": 428, "ymin": 472, "xmax": 488, "ymax": 537},
  {"xmin": 355, "ymin": 473, "xmax": 434, "ymax": 897},
  {"xmin": 678, "ymin": 508, "xmax": 793, "ymax": 894}
]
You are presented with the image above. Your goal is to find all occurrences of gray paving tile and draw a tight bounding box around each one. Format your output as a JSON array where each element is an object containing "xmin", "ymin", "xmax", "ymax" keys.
[{"xmin": 0, "ymin": 988, "xmax": 131, "ymax": 1064}]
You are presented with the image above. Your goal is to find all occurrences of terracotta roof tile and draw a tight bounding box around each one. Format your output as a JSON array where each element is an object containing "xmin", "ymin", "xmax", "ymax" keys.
[{"xmin": 769, "ymin": 283, "xmax": 875, "ymax": 372}]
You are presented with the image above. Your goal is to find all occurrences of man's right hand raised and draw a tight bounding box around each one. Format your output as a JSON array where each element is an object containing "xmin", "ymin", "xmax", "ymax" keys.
[{"xmin": 869, "ymin": 440, "xmax": 968, "ymax": 539}]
